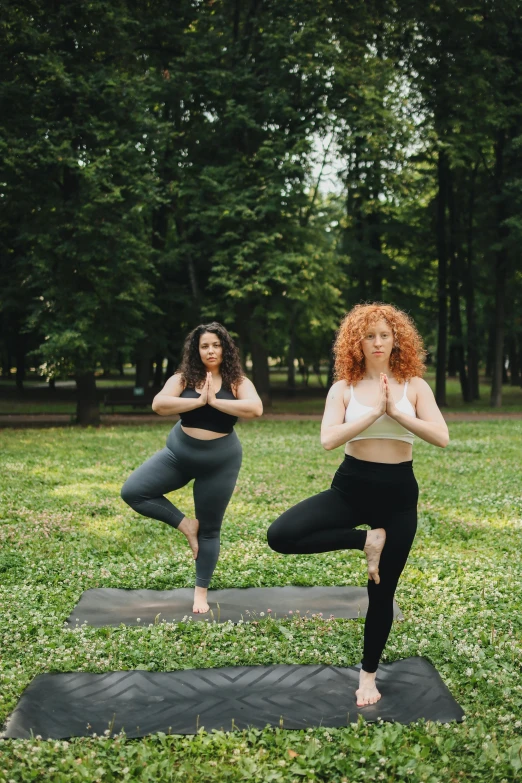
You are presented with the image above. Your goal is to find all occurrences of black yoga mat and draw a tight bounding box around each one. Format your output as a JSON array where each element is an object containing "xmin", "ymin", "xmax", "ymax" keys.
[
  {"xmin": 2, "ymin": 658, "xmax": 464, "ymax": 739},
  {"xmin": 66, "ymin": 586, "xmax": 403, "ymax": 627}
]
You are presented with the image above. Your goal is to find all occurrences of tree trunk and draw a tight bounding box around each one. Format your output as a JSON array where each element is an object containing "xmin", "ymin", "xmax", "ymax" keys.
[
  {"xmin": 153, "ymin": 355, "xmax": 164, "ymax": 388},
  {"xmin": 464, "ymin": 164, "xmax": 480, "ymax": 400},
  {"xmin": 14, "ymin": 328, "xmax": 26, "ymax": 391},
  {"xmin": 135, "ymin": 343, "xmax": 153, "ymax": 389},
  {"xmin": 287, "ymin": 324, "xmax": 296, "ymax": 390},
  {"xmin": 490, "ymin": 132, "xmax": 508, "ymax": 408},
  {"xmin": 75, "ymin": 371, "xmax": 100, "ymax": 426},
  {"xmin": 166, "ymin": 357, "xmax": 176, "ymax": 380},
  {"xmin": 485, "ymin": 328, "xmax": 495, "ymax": 379},
  {"xmin": 368, "ymin": 211, "xmax": 383, "ymax": 301},
  {"xmin": 15, "ymin": 351, "xmax": 25, "ymax": 391},
  {"xmin": 250, "ymin": 327, "xmax": 271, "ymax": 406},
  {"xmin": 327, "ymin": 351, "xmax": 335, "ymax": 390},
  {"xmin": 49, "ymin": 378, "xmax": 56, "ymax": 390},
  {"xmin": 1, "ymin": 355, "xmax": 8, "ymax": 378},
  {"xmin": 490, "ymin": 271, "xmax": 507, "ymax": 406},
  {"xmin": 447, "ymin": 171, "xmax": 470, "ymax": 400},
  {"xmin": 519, "ymin": 337, "xmax": 522, "ymax": 388},
  {"xmin": 435, "ymin": 148, "xmax": 448, "ymax": 407}
]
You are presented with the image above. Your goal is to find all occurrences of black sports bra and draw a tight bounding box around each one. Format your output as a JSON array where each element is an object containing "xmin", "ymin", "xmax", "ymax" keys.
[{"xmin": 179, "ymin": 387, "xmax": 238, "ymax": 433}]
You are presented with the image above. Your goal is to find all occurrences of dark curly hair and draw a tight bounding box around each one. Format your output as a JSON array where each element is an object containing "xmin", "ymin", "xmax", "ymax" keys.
[{"xmin": 178, "ymin": 322, "xmax": 244, "ymax": 391}]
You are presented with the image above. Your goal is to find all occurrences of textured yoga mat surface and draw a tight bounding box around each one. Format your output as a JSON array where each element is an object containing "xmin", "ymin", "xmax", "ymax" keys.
[
  {"xmin": 2, "ymin": 657, "xmax": 464, "ymax": 739},
  {"xmin": 66, "ymin": 586, "xmax": 403, "ymax": 627}
]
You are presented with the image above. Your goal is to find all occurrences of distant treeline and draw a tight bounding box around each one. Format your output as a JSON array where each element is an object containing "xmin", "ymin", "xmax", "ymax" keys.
[{"xmin": 1, "ymin": 0, "xmax": 522, "ymax": 422}]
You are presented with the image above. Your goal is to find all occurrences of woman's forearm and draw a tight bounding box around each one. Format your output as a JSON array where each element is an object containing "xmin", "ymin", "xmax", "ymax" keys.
[
  {"xmin": 151, "ymin": 395, "xmax": 202, "ymax": 416},
  {"xmin": 393, "ymin": 411, "xmax": 449, "ymax": 447},
  {"xmin": 321, "ymin": 410, "xmax": 381, "ymax": 450},
  {"xmin": 211, "ymin": 398, "xmax": 263, "ymax": 419}
]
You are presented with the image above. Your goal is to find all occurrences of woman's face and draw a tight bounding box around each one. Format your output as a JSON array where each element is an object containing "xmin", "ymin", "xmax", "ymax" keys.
[
  {"xmin": 199, "ymin": 331, "xmax": 223, "ymax": 370},
  {"xmin": 360, "ymin": 318, "xmax": 394, "ymax": 364}
]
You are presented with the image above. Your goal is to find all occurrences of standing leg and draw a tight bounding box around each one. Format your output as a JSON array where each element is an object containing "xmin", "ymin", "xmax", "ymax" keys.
[
  {"xmin": 191, "ymin": 449, "xmax": 242, "ymax": 612},
  {"xmin": 120, "ymin": 448, "xmax": 199, "ymax": 557},
  {"xmin": 356, "ymin": 507, "xmax": 417, "ymax": 706},
  {"xmin": 362, "ymin": 507, "xmax": 418, "ymax": 672}
]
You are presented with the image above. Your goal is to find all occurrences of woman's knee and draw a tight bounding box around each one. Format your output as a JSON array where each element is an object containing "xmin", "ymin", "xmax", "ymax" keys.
[
  {"xmin": 198, "ymin": 526, "xmax": 221, "ymax": 541},
  {"xmin": 267, "ymin": 519, "xmax": 292, "ymax": 554},
  {"xmin": 367, "ymin": 578, "xmax": 398, "ymax": 607},
  {"xmin": 120, "ymin": 479, "xmax": 140, "ymax": 508}
]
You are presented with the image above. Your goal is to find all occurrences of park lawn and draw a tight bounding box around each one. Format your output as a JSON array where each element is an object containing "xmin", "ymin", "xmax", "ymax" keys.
[{"xmin": 0, "ymin": 421, "xmax": 521, "ymax": 782}]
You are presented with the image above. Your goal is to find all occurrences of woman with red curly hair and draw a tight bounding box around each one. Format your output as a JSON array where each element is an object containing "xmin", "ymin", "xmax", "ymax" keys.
[{"xmin": 268, "ymin": 303, "xmax": 448, "ymax": 707}]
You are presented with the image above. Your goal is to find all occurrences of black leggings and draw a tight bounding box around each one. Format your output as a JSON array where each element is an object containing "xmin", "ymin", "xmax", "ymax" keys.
[{"xmin": 267, "ymin": 455, "xmax": 418, "ymax": 673}]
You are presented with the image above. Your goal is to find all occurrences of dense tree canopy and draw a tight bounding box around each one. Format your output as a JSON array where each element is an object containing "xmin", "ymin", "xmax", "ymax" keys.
[{"xmin": 1, "ymin": 0, "xmax": 521, "ymax": 421}]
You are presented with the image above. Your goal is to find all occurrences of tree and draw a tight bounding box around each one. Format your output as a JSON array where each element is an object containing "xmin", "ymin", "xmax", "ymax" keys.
[{"xmin": 1, "ymin": 0, "xmax": 160, "ymax": 423}]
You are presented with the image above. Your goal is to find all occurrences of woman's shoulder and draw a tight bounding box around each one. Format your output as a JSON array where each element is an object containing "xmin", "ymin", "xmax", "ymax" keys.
[
  {"xmin": 408, "ymin": 376, "xmax": 429, "ymax": 390},
  {"xmin": 168, "ymin": 373, "xmax": 187, "ymax": 391},
  {"xmin": 154, "ymin": 372, "xmax": 186, "ymax": 399},
  {"xmin": 231, "ymin": 374, "xmax": 252, "ymax": 397},
  {"xmin": 407, "ymin": 376, "xmax": 433, "ymax": 400},
  {"xmin": 327, "ymin": 379, "xmax": 350, "ymax": 404}
]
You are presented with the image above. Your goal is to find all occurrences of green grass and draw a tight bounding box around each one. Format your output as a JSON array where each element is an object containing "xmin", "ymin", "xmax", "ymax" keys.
[{"xmin": 0, "ymin": 422, "xmax": 521, "ymax": 782}]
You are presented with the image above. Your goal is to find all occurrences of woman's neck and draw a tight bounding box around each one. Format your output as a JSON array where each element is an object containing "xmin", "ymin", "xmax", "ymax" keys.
[{"xmin": 363, "ymin": 365, "xmax": 391, "ymax": 381}]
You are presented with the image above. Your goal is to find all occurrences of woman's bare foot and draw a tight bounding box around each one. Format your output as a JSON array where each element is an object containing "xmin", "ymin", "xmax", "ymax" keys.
[
  {"xmin": 193, "ymin": 586, "xmax": 209, "ymax": 614},
  {"xmin": 364, "ymin": 528, "xmax": 386, "ymax": 584},
  {"xmin": 356, "ymin": 669, "xmax": 382, "ymax": 707},
  {"xmin": 178, "ymin": 517, "xmax": 199, "ymax": 559}
]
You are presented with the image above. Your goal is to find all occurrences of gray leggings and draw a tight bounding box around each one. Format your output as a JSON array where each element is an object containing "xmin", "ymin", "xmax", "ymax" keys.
[{"xmin": 121, "ymin": 421, "xmax": 242, "ymax": 587}]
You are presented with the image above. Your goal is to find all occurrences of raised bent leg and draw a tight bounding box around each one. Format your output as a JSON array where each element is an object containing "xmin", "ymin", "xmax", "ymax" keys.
[
  {"xmin": 120, "ymin": 448, "xmax": 190, "ymax": 528},
  {"xmin": 361, "ymin": 507, "xmax": 417, "ymax": 673},
  {"xmin": 267, "ymin": 489, "xmax": 367, "ymax": 554}
]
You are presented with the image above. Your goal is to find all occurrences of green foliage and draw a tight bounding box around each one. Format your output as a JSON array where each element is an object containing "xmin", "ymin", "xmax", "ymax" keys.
[
  {"xmin": 1, "ymin": 0, "xmax": 522, "ymax": 403},
  {"xmin": 0, "ymin": 422, "xmax": 521, "ymax": 780},
  {"xmin": 1, "ymin": 0, "xmax": 161, "ymax": 377}
]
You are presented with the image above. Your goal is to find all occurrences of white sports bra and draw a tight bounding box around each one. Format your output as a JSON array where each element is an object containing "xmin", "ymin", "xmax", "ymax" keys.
[{"xmin": 344, "ymin": 382, "xmax": 416, "ymax": 445}]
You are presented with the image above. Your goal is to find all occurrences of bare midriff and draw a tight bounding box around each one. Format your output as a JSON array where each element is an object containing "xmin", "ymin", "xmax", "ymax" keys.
[
  {"xmin": 181, "ymin": 426, "xmax": 228, "ymax": 440},
  {"xmin": 345, "ymin": 439, "xmax": 413, "ymax": 464}
]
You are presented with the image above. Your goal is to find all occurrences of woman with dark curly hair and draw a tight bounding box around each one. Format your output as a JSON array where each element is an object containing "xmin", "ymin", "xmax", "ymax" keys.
[
  {"xmin": 121, "ymin": 322, "xmax": 263, "ymax": 613},
  {"xmin": 267, "ymin": 303, "xmax": 448, "ymax": 706}
]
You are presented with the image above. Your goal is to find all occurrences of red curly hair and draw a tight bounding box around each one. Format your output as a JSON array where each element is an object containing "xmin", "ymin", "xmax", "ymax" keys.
[{"xmin": 334, "ymin": 303, "xmax": 427, "ymax": 384}]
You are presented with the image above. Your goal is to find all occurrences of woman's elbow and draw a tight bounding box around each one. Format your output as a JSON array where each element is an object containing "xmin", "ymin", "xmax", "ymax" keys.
[
  {"xmin": 320, "ymin": 434, "xmax": 333, "ymax": 451},
  {"xmin": 151, "ymin": 396, "xmax": 165, "ymax": 415},
  {"xmin": 437, "ymin": 429, "xmax": 450, "ymax": 448}
]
